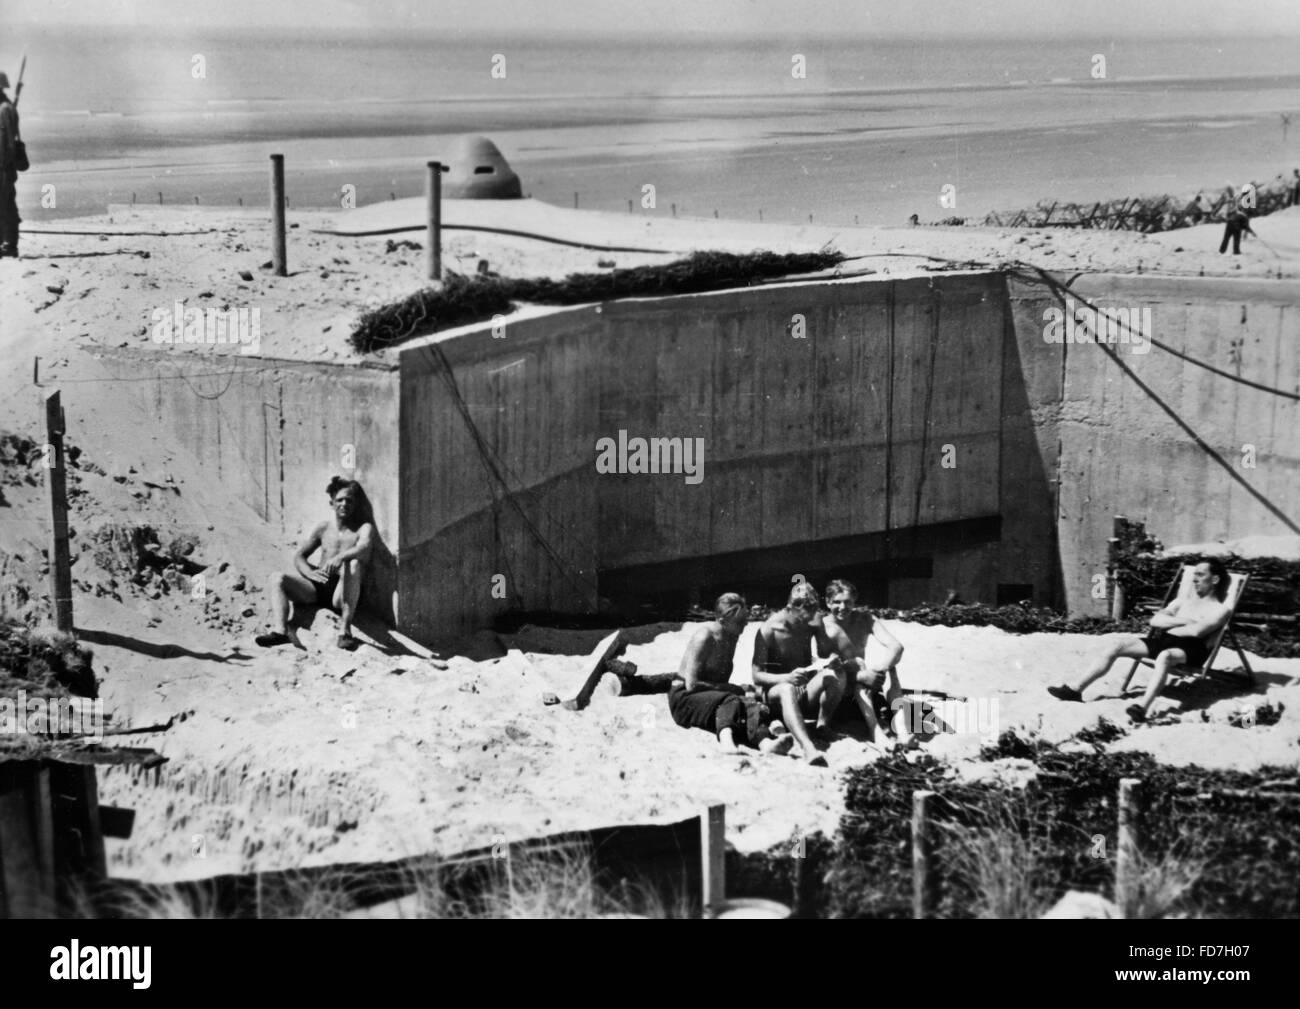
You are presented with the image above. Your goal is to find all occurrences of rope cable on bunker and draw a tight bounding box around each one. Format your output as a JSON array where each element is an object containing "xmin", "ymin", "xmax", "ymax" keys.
[{"xmin": 1015, "ymin": 263, "xmax": 1300, "ymax": 535}]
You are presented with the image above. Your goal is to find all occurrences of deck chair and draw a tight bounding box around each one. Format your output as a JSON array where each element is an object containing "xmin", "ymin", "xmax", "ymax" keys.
[{"xmin": 1120, "ymin": 565, "xmax": 1254, "ymax": 692}]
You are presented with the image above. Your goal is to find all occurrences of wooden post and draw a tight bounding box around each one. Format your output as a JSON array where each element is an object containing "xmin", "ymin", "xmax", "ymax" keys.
[
  {"xmin": 427, "ymin": 161, "xmax": 442, "ymax": 281},
  {"xmin": 270, "ymin": 154, "xmax": 287, "ymax": 277},
  {"xmin": 912, "ymin": 790, "xmax": 935, "ymax": 918},
  {"xmin": 701, "ymin": 804, "xmax": 725, "ymax": 917},
  {"xmin": 573, "ymin": 191, "xmax": 578, "ymax": 209},
  {"xmin": 1116, "ymin": 778, "xmax": 1141, "ymax": 918},
  {"xmin": 1107, "ymin": 536, "xmax": 1122, "ymax": 619},
  {"xmin": 33, "ymin": 767, "xmax": 55, "ymax": 905},
  {"xmin": 44, "ymin": 391, "xmax": 73, "ymax": 632}
]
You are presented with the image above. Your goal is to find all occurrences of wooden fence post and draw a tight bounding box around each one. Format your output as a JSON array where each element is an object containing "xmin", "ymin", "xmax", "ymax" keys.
[
  {"xmin": 701, "ymin": 804, "xmax": 725, "ymax": 917},
  {"xmin": 1116, "ymin": 777, "xmax": 1141, "ymax": 918},
  {"xmin": 427, "ymin": 161, "xmax": 442, "ymax": 281},
  {"xmin": 269, "ymin": 154, "xmax": 287, "ymax": 277},
  {"xmin": 44, "ymin": 391, "xmax": 73, "ymax": 632},
  {"xmin": 912, "ymin": 790, "xmax": 935, "ymax": 918}
]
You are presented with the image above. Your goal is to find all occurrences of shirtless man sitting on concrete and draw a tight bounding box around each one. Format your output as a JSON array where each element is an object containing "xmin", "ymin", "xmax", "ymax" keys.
[
  {"xmin": 1047, "ymin": 559, "xmax": 1233, "ymax": 723},
  {"xmin": 256, "ymin": 476, "xmax": 374, "ymax": 651},
  {"xmin": 668, "ymin": 593, "xmax": 796, "ymax": 756},
  {"xmin": 751, "ymin": 582, "xmax": 855, "ymax": 766},
  {"xmin": 822, "ymin": 579, "xmax": 914, "ymax": 751}
]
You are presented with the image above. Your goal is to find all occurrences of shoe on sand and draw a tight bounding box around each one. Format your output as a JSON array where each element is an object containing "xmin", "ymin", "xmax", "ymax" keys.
[
  {"xmin": 1048, "ymin": 684, "xmax": 1083, "ymax": 703},
  {"xmin": 255, "ymin": 631, "xmax": 291, "ymax": 648},
  {"xmin": 1126, "ymin": 703, "xmax": 1147, "ymax": 723},
  {"xmin": 336, "ymin": 633, "xmax": 359, "ymax": 652}
]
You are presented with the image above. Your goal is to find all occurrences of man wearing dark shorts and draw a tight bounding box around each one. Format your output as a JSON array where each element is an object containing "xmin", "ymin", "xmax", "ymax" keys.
[
  {"xmin": 1047, "ymin": 559, "xmax": 1232, "ymax": 722},
  {"xmin": 314, "ymin": 571, "xmax": 341, "ymax": 608},
  {"xmin": 256, "ymin": 476, "xmax": 375, "ymax": 651},
  {"xmin": 668, "ymin": 593, "xmax": 794, "ymax": 757}
]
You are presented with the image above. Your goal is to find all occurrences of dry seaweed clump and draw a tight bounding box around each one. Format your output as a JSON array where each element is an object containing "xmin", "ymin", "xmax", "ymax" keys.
[
  {"xmin": 0, "ymin": 623, "xmax": 97, "ymax": 700},
  {"xmin": 822, "ymin": 747, "xmax": 1300, "ymax": 919},
  {"xmin": 350, "ymin": 250, "xmax": 845, "ymax": 353}
]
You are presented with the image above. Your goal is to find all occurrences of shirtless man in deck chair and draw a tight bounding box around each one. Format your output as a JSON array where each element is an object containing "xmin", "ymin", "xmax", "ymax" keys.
[
  {"xmin": 1047, "ymin": 559, "xmax": 1232, "ymax": 723},
  {"xmin": 256, "ymin": 476, "xmax": 375, "ymax": 652},
  {"xmin": 752, "ymin": 582, "xmax": 855, "ymax": 765},
  {"xmin": 822, "ymin": 579, "xmax": 914, "ymax": 751}
]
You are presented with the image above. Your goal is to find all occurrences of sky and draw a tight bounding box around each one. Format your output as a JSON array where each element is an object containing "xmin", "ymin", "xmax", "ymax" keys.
[{"xmin": 6, "ymin": 0, "xmax": 1300, "ymax": 38}]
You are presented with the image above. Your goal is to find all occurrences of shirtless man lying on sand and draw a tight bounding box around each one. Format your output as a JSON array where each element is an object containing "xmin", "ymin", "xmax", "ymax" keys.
[
  {"xmin": 668, "ymin": 593, "xmax": 796, "ymax": 756},
  {"xmin": 822, "ymin": 579, "xmax": 914, "ymax": 751},
  {"xmin": 256, "ymin": 476, "xmax": 374, "ymax": 652},
  {"xmin": 751, "ymin": 582, "xmax": 855, "ymax": 766},
  {"xmin": 1047, "ymin": 558, "xmax": 1232, "ymax": 723}
]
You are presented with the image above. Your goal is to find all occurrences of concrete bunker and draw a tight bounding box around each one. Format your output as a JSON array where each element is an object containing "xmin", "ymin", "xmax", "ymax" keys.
[
  {"xmin": 106, "ymin": 270, "xmax": 1300, "ymax": 642},
  {"xmin": 438, "ymin": 135, "xmax": 523, "ymax": 199}
]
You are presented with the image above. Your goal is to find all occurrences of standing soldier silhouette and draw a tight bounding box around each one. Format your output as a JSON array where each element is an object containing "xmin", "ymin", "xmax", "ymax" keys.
[
  {"xmin": 1218, "ymin": 185, "xmax": 1256, "ymax": 256},
  {"xmin": 0, "ymin": 68, "xmax": 24, "ymax": 258}
]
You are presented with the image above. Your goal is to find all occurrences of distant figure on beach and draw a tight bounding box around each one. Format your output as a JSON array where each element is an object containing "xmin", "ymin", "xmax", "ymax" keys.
[
  {"xmin": 667, "ymin": 593, "xmax": 795, "ymax": 757},
  {"xmin": 751, "ymin": 582, "xmax": 855, "ymax": 765},
  {"xmin": 1046, "ymin": 559, "xmax": 1232, "ymax": 723},
  {"xmin": 1219, "ymin": 186, "xmax": 1256, "ymax": 255},
  {"xmin": 256, "ymin": 476, "xmax": 375, "ymax": 651},
  {"xmin": 0, "ymin": 71, "xmax": 21, "ymax": 258},
  {"xmin": 822, "ymin": 579, "xmax": 913, "ymax": 751},
  {"xmin": 1291, "ymin": 169, "xmax": 1300, "ymax": 207}
]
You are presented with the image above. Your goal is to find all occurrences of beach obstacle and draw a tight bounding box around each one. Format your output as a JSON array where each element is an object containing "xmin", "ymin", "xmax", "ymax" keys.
[
  {"xmin": 270, "ymin": 154, "xmax": 287, "ymax": 276},
  {"xmin": 427, "ymin": 161, "xmax": 443, "ymax": 281}
]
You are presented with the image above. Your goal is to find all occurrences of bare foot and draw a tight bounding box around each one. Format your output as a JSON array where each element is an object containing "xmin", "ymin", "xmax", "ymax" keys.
[
  {"xmin": 799, "ymin": 744, "xmax": 827, "ymax": 766},
  {"xmin": 759, "ymin": 733, "xmax": 796, "ymax": 756}
]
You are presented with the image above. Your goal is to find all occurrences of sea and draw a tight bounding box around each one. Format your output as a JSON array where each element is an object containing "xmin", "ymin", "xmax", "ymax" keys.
[{"xmin": 6, "ymin": 25, "xmax": 1300, "ymax": 223}]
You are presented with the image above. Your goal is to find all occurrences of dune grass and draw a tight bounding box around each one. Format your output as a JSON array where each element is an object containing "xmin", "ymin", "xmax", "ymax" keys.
[{"xmin": 75, "ymin": 841, "xmax": 693, "ymax": 919}]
